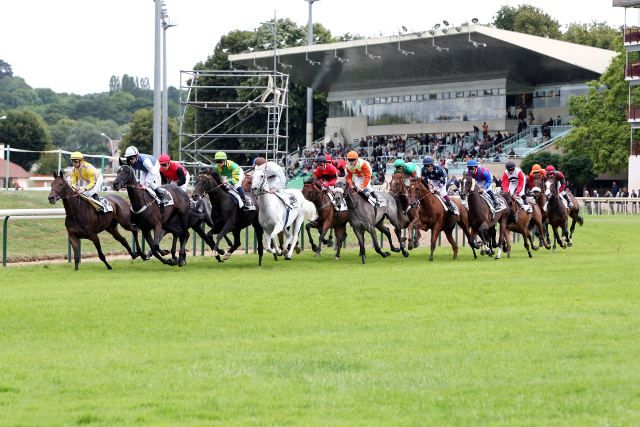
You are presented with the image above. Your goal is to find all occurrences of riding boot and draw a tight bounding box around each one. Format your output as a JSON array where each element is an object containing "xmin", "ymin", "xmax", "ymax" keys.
[
  {"xmin": 564, "ymin": 194, "xmax": 573, "ymax": 208},
  {"xmin": 237, "ymin": 188, "xmax": 249, "ymax": 210},
  {"xmin": 91, "ymin": 193, "xmax": 103, "ymax": 212},
  {"xmin": 490, "ymin": 193, "xmax": 498, "ymax": 209},
  {"xmin": 444, "ymin": 198, "xmax": 455, "ymax": 212},
  {"xmin": 155, "ymin": 188, "xmax": 166, "ymax": 204},
  {"xmin": 521, "ymin": 195, "xmax": 529, "ymax": 205}
]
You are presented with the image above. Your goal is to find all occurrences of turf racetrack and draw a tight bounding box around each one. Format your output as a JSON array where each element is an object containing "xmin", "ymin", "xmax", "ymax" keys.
[{"xmin": 1, "ymin": 216, "xmax": 639, "ymax": 425}]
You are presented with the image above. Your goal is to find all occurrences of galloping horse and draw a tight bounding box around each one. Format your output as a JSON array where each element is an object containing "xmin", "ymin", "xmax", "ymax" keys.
[
  {"xmin": 191, "ymin": 169, "xmax": 264, "ymax": 264},
  {"xmin": 544, "ymin": 174, "xmax": 571, "ymax": 250},
  {"xmin": 459, "ymin": 172, "xmax": 509, "ymax": 259},
  {"xmin": 301, "ymin": 177, "xmax": 349, "ymax": 260},
  {"xmin": 333, "ymin": 178, "xmax": 409, "ymax": 264},
  {"xmin": 502, "ymin": 193, "xmax": 537, "ymax": 258},
  {"xmin": 112, "ymin": 161, "xmax": 191, "ymax": 266},
  {"xmin": 388, "ymin": 174, "xmax": 421, "ymax": 249},
  {"xmin": 251, "ymin": 169, "xmax": 316, "ymax": 260},
  {"xmin": 48, "ymin": 170, "xmax": 143, "ymax": 270},
  {"xmin": 407, "ymin": 178, "xmax": 477, "ymax": 261}
]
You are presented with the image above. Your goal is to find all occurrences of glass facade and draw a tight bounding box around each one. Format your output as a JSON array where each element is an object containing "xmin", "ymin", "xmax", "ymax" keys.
[
  {"xmin": 533, "ymin": 85, "xmax": 591, "ymax": 109},
  {"xmin": 329, "ymin": 89, "xmax": 507, "ymax": 125}
]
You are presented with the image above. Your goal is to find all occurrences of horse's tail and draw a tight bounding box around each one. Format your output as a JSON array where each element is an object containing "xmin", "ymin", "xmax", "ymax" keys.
[
  {"xmin": 577, "ymin": 213, "xmax": 584, "ymax": 226},
  {"xmin": 301, "ymin": 199, "xmax": 318, "ymax": 223}
]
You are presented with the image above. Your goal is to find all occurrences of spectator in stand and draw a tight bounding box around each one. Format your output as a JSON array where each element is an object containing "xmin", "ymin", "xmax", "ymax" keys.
[
  {"xmin": 527, "ymin": 111, "xmax": 535, "ymax": 127},
  {"xmin": 297, "ymin": 144, "xmax": 302, "ymax": 158},
  {"xmin": 532, "ymin": 127, "xmax": 539, "ymax": 146},
  {"xmin": 374, "ymin": 169, "xmax": 386, "ymax": 185},
  {"xmin": 619, "ymin": 187, "xmax": 629, "ymax": 212},
  {"xmin": 611, "ymin": 181, "xmax": 619, "ymax": 197},
  {"xmin": 473, "ymin": 125, "xmax": 479, "ymax": 134},
  {"xmin": 482, "ymin": 122, "xmax": 488, "ymax": 139},
  {"xmin": 508, "ymin": 148, "xmax": 516, "ymax": 157},
  {"xmin": 631, "ymin": 190, "xmax": 638, "ymax": 213}
]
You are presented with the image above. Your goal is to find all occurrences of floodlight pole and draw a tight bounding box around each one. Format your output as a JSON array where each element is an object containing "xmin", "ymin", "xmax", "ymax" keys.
[
  {"xmin": 152, "ymin": 0, "xmax": 162, "ymax": 159},
  {"xmin": 304, "ymin": 0, "xmax": 319, "ymax": 149},
  {"xmin": 162, "ymin": 15, "xmax": 177, "ymax": 156}
]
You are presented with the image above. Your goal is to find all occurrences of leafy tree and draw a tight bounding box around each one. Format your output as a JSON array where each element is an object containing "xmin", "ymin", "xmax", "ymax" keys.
[
  {"xmin": 0, "ymin": 60, "xmax": 13, "ymax": 78},
  {"xmin": 119, "ymin": 109, "xmax": 154, "ymax": 155},
  {"xmin": 35, "ymin": 88, "xmax": 59, "ymax": 105},
  {"xmin": 37, "ymin": 141, "xmax": 62, "ymax": 174},
  {"xmin": 558, "ymin": 152, "xmax": 597, "ymax": 187},
  {"xmin": 121, "ymin": 74, "xmax": 136, "ymax": 95},
  {"xmin": 493, "ymin": 6, "xmax": 518, "ymax": 31},
  {"xmin": 48, "ymin": 118, "xmax": 77, "ymax": 147},
  {"xmin": 513, "ymin": 4, "xmax": 562, "ymax": 39},
  {"xmin": 557, "ymin": 36, "xmax": 633, "ymax": 175},
  {"xmin": 0, "ymin": 109, "xmax": 51, "ymax": 170},
  {"xmin": 109, "ymin": 75, "xmax": 121, "ymax": 94},
  {"xmin": 520, "ymin": 152, "xmax": 561, "ymax": 175},
  {"xmin": 109, "ymin": 91, "xmax": 136, "ymax": 113},
  {"xmin": 563, "ymin": 21, "xmax": 619, "ymax": 51}
]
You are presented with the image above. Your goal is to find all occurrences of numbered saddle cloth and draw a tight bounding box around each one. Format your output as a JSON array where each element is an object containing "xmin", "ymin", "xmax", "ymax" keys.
[
  {"xmin": 80, "ymin": 194, "xmax": 113, "ymax": 213},
  {"xmin": 327, "ymin": 191, "xmax": 347, "ymax": 212},
  {"xmin": 145, "ymin": 188, "xmax": 174, "ymax": 207},
  {"xmin": 275, "ymin": 190, "xmax": 298, "ymax": 209},
  {"xmin": 435, "ymin": 194, "xmax": 459, "ymax": 215},
  {"xmin": 481, "ymin": 192, "xmax": 507, "ymax": 214},
  {"xmin": 366, "ymin": 192, "xmax": 386, "ymax": 208}
]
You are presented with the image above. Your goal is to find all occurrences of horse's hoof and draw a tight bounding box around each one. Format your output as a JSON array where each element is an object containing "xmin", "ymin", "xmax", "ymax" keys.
[
  {"xmin": 495, "ymin": 255, "xmax": 501, "ymax": 260},
  {"xmin": 217, "ymin": 249, "xmax": 225, "ymax": 255},
  {"xmin": 532, "ymin": 246, "xmax": 539, "ymax": 251},
  {"xmin": 528, "ymin": 252, "xmax": 533, "ymax": 258},
  {"xmin": 215, "ymin": 255, "xmax": 223, "ymax": 263},
  {"xmin": 311, "ymin": 244, "xmax": 318, "ymax": 252},
  {"xmin": 392, "ymin": 248, "xmax": 401, "ymax": 253},
  {"xmin": 107, "ymin": 265, "xmax": 113, "ymax": 270},
  {"xmin": 480, "ymin": 250, "xmax": 486, "ymax": 256},
  {"xmin": 223, "ymin": 254, "xmax": 231, "ymax": 261},
  {"xmin": 130, "ymin": 252, "xmax": 138, "ymax": 259},
  {"xmin": 325, "ymin": 241, "xmax": 333, "ymax": 248},
  {"xmin": 429, "ymin": 256, "xmax": 434, "ymax": 262},
  {"xmin": 178, "ymin": 259, "xmax": 186, "ymax": 267},
  {"xmin": 507, "ymin": 252, "xmax": 511, "ymax": 259},
  {"xmin": 567, "ymin": 242, "xmax": 572, "ymax": 247},
  {"xmin": 362, "ymin": 256, "xmax": 366, "ymax": 264},
  {"xmin": 414, "ymin": 241, "xmax": 420, "ymax": 248},
  {"xmin": 333, "ymin": 257, "xmax": 339, "ymax": 261},
  {"xmin": 384, "ymin": 252, "xmax": 391, "ymax": 257},
  {"xmin": 285, "ymin": 256, "xmax": 292, "ymax": 260},
  {"xmin": 402, "ymin": 250, "xmax": 409, "ymax": 258},
  {"xmin": 552, "ymin": 248, "xmax": 557, "ymax": 252},
  {"xmin": 295, "ymin": 246, "xmax": 301, "ymax": 254}
]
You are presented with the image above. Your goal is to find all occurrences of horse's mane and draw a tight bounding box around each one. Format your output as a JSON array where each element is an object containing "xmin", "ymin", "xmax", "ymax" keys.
[{"xmin": 304, "ymin": 176, "xmax": 317, "ymax": 185}]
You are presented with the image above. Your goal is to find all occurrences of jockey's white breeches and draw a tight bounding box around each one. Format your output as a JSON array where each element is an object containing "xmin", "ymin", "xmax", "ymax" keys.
[
  {"xmin": 508, "ymin": 182, "xmax": 525, "ymax": 197},
  {"xmin": 140, "ymin": 162, "xmax": 161, "ymax": 190},
  {"xmin": 170, "ymin": 171, "xmax": 190, "ymax": 193},
  {"xmin": 430, "ymin": 180, "xmax": 448, "ymax": 198},
  {"xmin": 353, "ymin": 176, "xmax": 372, "ymax": 190},
  {"xmin": 83, "ymin": 174, "xmax": 103, "ymax": 197}
]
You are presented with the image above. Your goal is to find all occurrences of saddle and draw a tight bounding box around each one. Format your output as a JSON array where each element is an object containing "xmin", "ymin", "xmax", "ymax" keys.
[
  {"xmin": 275, "ymin": 190, "xmax": 298, "ymax": 209},
  {"xmin": 434, "ymin": 193, "xmax": 459, "ymax": 215},
  {"xmin": 515, "ymin": 197, "xmax": 533, "ymax": 214},
  {"xmin": 228, "ymin": 188, "xmax": 256, "ymax": 210},
  {"xmin": 543, "ymin": 197, "xmax": 569, "ymax": 213},
  {"xmin": 145, "ymin": 188, "xmax": 174, "ymax": 207},
  {"xmin": 359, "ymin": 191, "xmax": 386, "ymax": 208},
  {"xmin": 80, "ymin": 194, "xmax": 113, "ymax": 213},
  {"xmin": 480, "ymin": 192, "xmax": 507, "ymax": 215}
]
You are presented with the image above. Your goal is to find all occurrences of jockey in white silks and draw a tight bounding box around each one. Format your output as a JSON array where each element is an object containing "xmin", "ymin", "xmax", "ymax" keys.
[{"xmin": 253, "ymin": 157, "xmax": 293, "ymax": 207}]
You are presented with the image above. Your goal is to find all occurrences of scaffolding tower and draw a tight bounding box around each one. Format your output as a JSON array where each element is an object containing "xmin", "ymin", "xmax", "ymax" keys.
[{"xmin": 178, "ymin": 69, "xmax": 290, "ymax": 168}]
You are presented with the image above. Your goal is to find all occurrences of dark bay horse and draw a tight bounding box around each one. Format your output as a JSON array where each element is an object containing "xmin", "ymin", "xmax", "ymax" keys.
[
  {"xmin": 502, "ymin": 193, "xmax": 537, "ymax": 258},
  {"xmin": 333, "ymin": 178, "xmax": 409, "ymax": 264},
  {"xmin": 301, "ymin": 177, "xmax": 348, "ymax": 260},
  {"xmin": 191, "ymin": 170, "xmax": 264, "ymax": 265},
  {"xmin": 544, "ymin": 174, "xmax": 570, "ymax": 250},
  {"xmin": 388, "ymin": 174, "xmax": 421, "ymax": 249},
  {"xmin": 459, "ymin": 172, "xmax": 509, "ymax": 259},
  {"xmin": 48, "ymin": 170, "xmax": 143, "ymax": 270},
  {"xmin": 407, "ymin": 178, "xmax": 477, "ymax": 261},
  {"xmin": 112, "ymin": 162, "xmax": 190, "ymax": 266}
]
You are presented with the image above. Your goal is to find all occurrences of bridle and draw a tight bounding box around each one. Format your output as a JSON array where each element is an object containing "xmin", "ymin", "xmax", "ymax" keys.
[
  {"xmin": 51, "ymin": 178, "xmax": 81, "ymax": 217},
  {"xmin": 459, "ymin": 174, "xmax": 478, "ymax": 199},
  {"xmin": 251, "ymin": 170, "xmax": 269, "ymax": 196},
  {"xmin": 545, "ymin": 174, "xmax": 558, "ymax": 199},
  {"xmin": 115, "ymin": 165, "xmax": 154, "ymax": 212},
  {"xmin": 194, "ymin": 174, "xmax": 217, "ymax": 197},
  {"xmin": 389, "ymin": 174, "xmax": 408, "ymax": 197}
]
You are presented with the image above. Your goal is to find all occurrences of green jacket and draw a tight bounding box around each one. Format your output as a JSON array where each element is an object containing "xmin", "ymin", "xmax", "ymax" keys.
[{"xmin": 215, "ymin": 160, "xmax": 241, "ymax": 184}]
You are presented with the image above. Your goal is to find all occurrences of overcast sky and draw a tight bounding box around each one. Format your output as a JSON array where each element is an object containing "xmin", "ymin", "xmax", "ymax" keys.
[{"xmin": 0, "ymin": 0, "xmax": 628, "ymax": 95}]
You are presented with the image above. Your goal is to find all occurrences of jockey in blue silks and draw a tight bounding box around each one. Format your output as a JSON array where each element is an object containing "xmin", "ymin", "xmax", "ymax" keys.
[
  {"xmin": 466, "ymin": 159, "xmax": 498, "ymax": 208},
  {"xmin": 421, "ymin": 156, "xmax": 454, "ymax": 211}
]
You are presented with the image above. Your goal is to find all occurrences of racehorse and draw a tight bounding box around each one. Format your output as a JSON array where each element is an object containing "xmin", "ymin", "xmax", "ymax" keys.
[
  {"xmin": 388, "ymin": 174, "xmax": 421, "ymax": 249},
  {"xmin": 459, "ymin": 172, "xmax": 509, "ymax": 259},
  {"xmin": 48, "ymin": 170, "xmax": 143, "ymax": 270},
  {"xmin": 251, "ymin": 169, "xmax": 316, "ymax": 260},
  {"xmin": 544, "ymin": 174, "xmax": 571, "ymax": 250},
  {"xmin": 407, "ymin": 178, "xmax": 477, "ymax": 261},
  {"xmin": 301, "ymin": 177, "xmax": 349, "ymax": 260},
  {"xmin": 333, "ymin": 178, "xmax": 409, "ymax": 264},
  {"xmin": 191, "ymin": 169, "xmax": 264, "ymax": 265},
  {"xmin": 502, "ymin": 193, "xmax": 537, "ymax": 258},
  {"xmin": 531, "ymin": 173, "xmax": 582, "ymax": 247},
  {"xmin": 112, "ymin": 160, "xmax": 190, "ymax": 266}
]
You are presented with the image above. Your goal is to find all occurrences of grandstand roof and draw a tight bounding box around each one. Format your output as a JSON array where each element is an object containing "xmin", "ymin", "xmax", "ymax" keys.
[{"xmin": 229, "ymin": 26, "xmax": 618, "ymax": 93}]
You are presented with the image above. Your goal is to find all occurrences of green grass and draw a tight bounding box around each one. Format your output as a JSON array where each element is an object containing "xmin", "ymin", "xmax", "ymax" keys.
[{"xmin": 0, "ymin": 215, "xmax": 639, "ymax": 425}]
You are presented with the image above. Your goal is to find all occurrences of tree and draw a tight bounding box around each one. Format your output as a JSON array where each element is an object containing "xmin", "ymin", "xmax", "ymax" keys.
[
  {"xmin": 47, "ymin": 118, "xmax": 77, "ymax": 147},
  {"xmin": 35, "ymin": 88, "xmax": 59, "ymax": 105},
  {"xmin": 119, "ymin": 109, "xmax": 154, "ymax": 155},
  {"xmin": 121, "ymin": 74, "xmax": 136, "ymax": 95},
  {"xmin": 0, "ymin": 110, "xmax": 51, "ymax": 170},
  {"xmin": 563, "ymin": 21, "xmax": 619, "ymax": 51},
  {"xmin": 513, "ymin": 4, "xmax": 562, "ymax": 39},
  {"xmin": 0, "ymin": 60, "xmax": 12, "ymax": 78},
  {"xmin": 37, "ymin": 141, "xmax": 61, "ymax": 175},
  {"xmin": 557, "ymin": 36, "xmax": 632, "ymax": 175},
  {"xmin": 520, "ymin": 152, "xmax": 561, "ymax": 175},
  {"xmin": 493, "ymin": 6, "xmax": 518, "ymax": 31},
  {"xmin": 109, "ymin": 75, "xmax": 121, "ymax": 94},
  {"xmin": 558, "ymin": 152, "xmax": 597, "ymax": 187}
]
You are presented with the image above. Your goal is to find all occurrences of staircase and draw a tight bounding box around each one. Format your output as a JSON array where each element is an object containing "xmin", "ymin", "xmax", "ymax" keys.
[{"xmin": 265, "ymin": 103, "xmax": 283, "ymax": 162}]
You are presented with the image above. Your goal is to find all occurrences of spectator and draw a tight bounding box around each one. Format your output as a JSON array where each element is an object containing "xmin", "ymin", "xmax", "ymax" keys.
[
  {"xmin": 527, "ymin": 111, "xmax": 535, "ymax": 127},
  {"xmin": 508, "ymin": 148, "xmax": 516, "ymax": 157},
  {"xmin": 619, "ymin": 187, "xmax": 629, "ymax": 212},
  {"xmin": 631, "ymin": 190, "xmax": 638, "ymax": 213},
  {"xmin": 532, "ymin": 127, "xmax": 539, "ymax": 146},
  {"xmin": 611, "ymin": 181, "xmax": 619, "ymax": 197},
  {"xmin": 297, "ymin": 143, "xmax": 302, "ymax": 158},
  {"xmin": 482, "ymin": 122, "xmax": 488, "ymax": 139}
]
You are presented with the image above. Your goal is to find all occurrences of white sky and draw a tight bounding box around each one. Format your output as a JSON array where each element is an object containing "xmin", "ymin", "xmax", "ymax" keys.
[{"xmin": 0, "ymin": 0, "xmax": 628, "ymax": 95}]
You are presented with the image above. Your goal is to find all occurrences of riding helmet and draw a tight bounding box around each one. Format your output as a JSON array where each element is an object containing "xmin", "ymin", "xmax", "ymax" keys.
[
  {"xmin": 466, "ymin": 159, "xmax": 479, "ymax": 168},
  {"xmin": 423, "ymin": 156, "xmax": 434, "ymax": 165},
  {"xmin": 70, "ymin": 151, "xmax": 84, "ymax": 161},
  {"xmin": 506, "ymin": 161, "xmax": 516, "ymax": 171},
  {"xmin": 324, "ymin": 154, "xmax": 333, "ymax": 161},
  {"xmin": 214, "ymin": 152, "xmax": 228, "ymax": 161},
  {"xmin": 394, "ymin": 159, "xmax": 405, "ymax": 167},
  {"xmin": 545, "ymin": 165, "xmax": 556, "ymax": 173},
  {"xmin": 254, "ymin": 157, "xmax": 266, "ymax": 166},
  {"xmin": 532, "ymin": 164, "xmax": 542, "ymax": 172},
  {"xmin": 158, "ymin": 154, "xmax": 171, "ymax": 164},
  {"xmin": 346, "ymin": 151, "xmax": 359, "ymax": 160},
  {"xmin": 124, "ymin": 146, "xmax": 139, "ymax": 158},
  {"xmin": 315, "ymin": 156, "xmax": 327, "ymax": 163}
]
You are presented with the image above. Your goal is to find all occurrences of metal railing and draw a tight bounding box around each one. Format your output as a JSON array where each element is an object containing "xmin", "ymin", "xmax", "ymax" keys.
[
  {"xmin": 627, "ymin": 105, "xmax": 640, "ymax": 121},
  {"xmin": 631, "ymin": 141, "xmax": 640, "ymax": 156},
  {"xmin": 577, "ymin": 197, "xmax": 640, "ymax": 215},
  {"xmin": 625, "ymin": 62, "xmax": 640, "ymax": 79},
  {"xmin": 624, "ymin": 27, "xmax": 640, "ymax": 44}
]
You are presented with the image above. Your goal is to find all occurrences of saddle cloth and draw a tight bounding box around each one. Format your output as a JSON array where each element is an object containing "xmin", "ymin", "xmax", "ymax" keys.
[
  {"xmin": 274, "ymin": 190, "xmax": 298, "ymax": 209},
  {"xmin": 365, "ymin": 192, "xmax": 386, "ymax": 208},
  {"xmin": 515, "ymin": 197, "xmax": 533, "ymax": 214},
  {"xmin": 434, "ymin": 194, "xmax": 459, "ymax": 215},
  {"xmin": 327, "ymin": 191, "xmax": 348, "ymax": 212},
  {"xmin": 80, "ymin": 195, "xmax": 113, "ymax": 213},
  {"xmin": 543, "ymin": 197, "xmax": 568, "ymax": 212},
  {"xmin": 145, "ymin": 188, "xmax": 174, "ymax": 207},
  {"xmin": 228, "ymin": 188, "xmax": 256, "ymax": 210}
]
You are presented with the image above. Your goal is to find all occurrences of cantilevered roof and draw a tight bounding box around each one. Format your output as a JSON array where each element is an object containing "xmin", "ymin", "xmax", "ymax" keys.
[{"xmin": 229, "ymin": 26, "xmax": 617, "ymax": 93}]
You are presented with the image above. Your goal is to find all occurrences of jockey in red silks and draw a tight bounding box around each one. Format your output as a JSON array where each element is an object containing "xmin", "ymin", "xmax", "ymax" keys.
[
  {"xmin": 314, "ymin": 156, "xmax": 338, "ymax": 190},
  {"xmin": 325, "ymin": 154, "xmax": 346, "ymax": 177},
  {"xmin": 501, "ymin": 161, "xmax": 528, "ymax": 206},
  {"xmin": 158, "ymin": 154, "xmax": 189, "ymax": 192},
  {"xmin": 544, "ymin": 165, "xmax": 573, "ymax": 208}
]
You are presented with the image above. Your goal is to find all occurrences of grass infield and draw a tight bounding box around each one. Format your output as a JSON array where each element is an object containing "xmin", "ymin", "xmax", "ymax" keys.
[{"xmin": 0, "ymin": 201, "xmax": 639, "ymax": 425}]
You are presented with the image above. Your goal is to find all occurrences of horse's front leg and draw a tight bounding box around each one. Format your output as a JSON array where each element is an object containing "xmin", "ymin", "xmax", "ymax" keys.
[
  {"xmin": 214, "ymin": 221, "xmax": 235, "ymax": 255},
  {"xmin": 376, "ymin": 221, "xmax": 399, "ymax": 253},
  {"xmin": 306, "ymin": 221, "xmax": 319, "ymax": 252}
]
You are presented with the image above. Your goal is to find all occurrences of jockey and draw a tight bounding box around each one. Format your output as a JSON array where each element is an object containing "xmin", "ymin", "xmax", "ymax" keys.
[
  {"xmin": 528, "ymin": 163, "xmax": 545, "ymax": 190},
  {"xmin": 502, "ymin": 161, "xmax": 528, "ymax": 206},
  {"xmin": 214, "ymin": 151, "xmax": 248, "ymax": 209},
  {"xmin": 545, "ymin": 165, "xmax": 573, "ymax": 208},
  {"xmin": 393, "ymin": 159, "xmax": 417, "ymax": 186},
  {"xmin": 69, "ymin": 151, "xmax": 103, "ymax": 203},
  {"xmin": 254, "ymin": 156, "xmax": 290, "ymax": 201},
  {"xmin": 314, "ymin": 156, "xmax": 338, "ymax": 190},
  {"xmin": 346, "ymin": 151, "xmax": 377, "ymax": 199},
  {"xmin": 421, "ymin": 156, "xmax": 454, "ymax": 211},
  {"xmin": 466, "ymin": 159, "xmax": 498, "ymax": 208},
  {"xmin": 158, "ymin": 154, "xmax": 189, "ymax": 193},
  {"xmin": 325, "ymin": 154, "xmax": 346, "ymax": 177},
  {"xmin": 124, "ymin": 146, "xmax": 167, "ymax": 202}
]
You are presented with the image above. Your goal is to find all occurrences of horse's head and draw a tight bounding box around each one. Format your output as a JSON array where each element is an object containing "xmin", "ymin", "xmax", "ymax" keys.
[
  {"xmin": 48, "ymin": 170, "xmax": 70, "ymax": 204},
  {"xmin": 241, "ymin": 172, "xmax": 253, "ymax": 192},
  {"xmin": 192, "ymin": 173, "xmax": 215, "ymax": 201},
  {"xmin": 544, "ymin": 174, "xmax": 557, "ymax": 199},
  {"xmin": 459, "ymin": 172, "xmax": 476, "ymax": 200},
  {"xmin": 250, "ymin": 169, "xmax": 268, "ymax": 196},
  {"xmin": 389, "ymin": 173, "xmax": 405, "ymax": 196},
  {"xmin": 407, "ymin": 178, "xmax": 424, "ymax": 209},
  {"xmin": 531, "ymin": 173, "xmax": 544, "ymax": 197},
  {"xmin": 333, "ymin": 178, "xmax": 348, "ymax": 206},
  {"xmin": 112, "ymin": 159, "xmax": 136, "ymax": 191},
  {"xmin": 302, "ymin": 177, "xmax": 321, "ymax": 201}
]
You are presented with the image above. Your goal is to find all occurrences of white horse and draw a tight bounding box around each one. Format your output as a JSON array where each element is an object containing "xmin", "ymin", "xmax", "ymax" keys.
[{"xmin": 250, "ymin": 169, "xmax": 317, "ymax": 260}]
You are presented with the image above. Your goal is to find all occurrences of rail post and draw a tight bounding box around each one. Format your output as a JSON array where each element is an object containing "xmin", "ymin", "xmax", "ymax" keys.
[
  {"xmin": 141, "ymin": 237, "xmax": 145, "ymax": 253},
  {"xmin": 380, "ymin": 231, "xmax": 384, "ymax": 248},
  {"xmin": 5, "ymin": 144, "xmax": 10, "ymax": 189},
  {"xmin": 455, "ymin": 223, "xmax": 458, "ymax": 246},
  {"xmin": 2, "ymin": 215, "xmax": 8, "ymax": 267},
  {"xmin": 78, "ymin": 239, "xmax": 81, "ymax": 263},
  {"xmin": 193, "ymin": 229, "xmax": 197, "ymax": 255},
  {"xmin": 57, "ymin": 148, "xmax": 62, "ymax": 174},
  {"xmin": 462, "ymin": 229, "xmax": 465, "ymax": 246},
  {"xmin": 438, "ymin": 232, "xmax": 441, "ymax": 246},
  {"xmin": 245, "ymin": 227, "xmax": 248, "ymax": 254}
]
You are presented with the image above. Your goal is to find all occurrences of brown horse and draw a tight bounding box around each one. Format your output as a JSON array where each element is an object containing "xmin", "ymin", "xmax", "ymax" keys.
[
  {"xmin": 407, "ymin": 178, "xmax": 477, "ymax": 261},
  {"xmin": 388, "ymin": 174, "xmax": 421, "ymax": 249},
  {"xmin": 301, "ymin": 178, "xmax": 349, "ymax": 260},
  {"xmin": 112, "ymin": 162, "xmax": 191, "ymax": 266},
  {"xmin": 502, "ymin": 193, "xmax": 537, "ymax": 258},
  {"xmin": 192, "ymin": 169, "xmax": 264, "ymax": 265},
  {"xmin": 459, "ymin": 172, "xmax": 509, "ymax": 259},
  {"xmin": 48, "ymin": 170, "xmax": 144, "ymax": 270},
  {"xmin": 543, "ymin": 174, "xmax": 570, "ymax": 250},
  {"xmin": 531, "ymin": 173, "xmax": 583, "ymax": 245}
]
